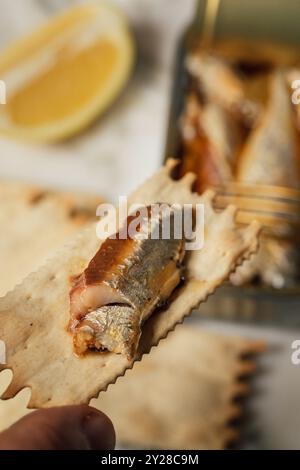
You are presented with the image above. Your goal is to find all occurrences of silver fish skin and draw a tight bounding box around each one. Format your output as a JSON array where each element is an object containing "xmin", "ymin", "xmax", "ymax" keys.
[{"xmin": 69, "ymin": 205, "xmax": 185, "ymax": 358}]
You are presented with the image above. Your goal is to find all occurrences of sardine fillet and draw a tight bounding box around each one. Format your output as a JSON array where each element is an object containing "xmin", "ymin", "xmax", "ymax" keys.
[{"xmin": 69, "ymin": 208, "xmax": 185, "ymax": 358}]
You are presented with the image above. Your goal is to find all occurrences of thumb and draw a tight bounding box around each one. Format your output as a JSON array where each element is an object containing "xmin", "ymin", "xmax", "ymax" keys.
[{"xmin": 0, "ymin": 405, "xmax": 115, "ymax": 450}]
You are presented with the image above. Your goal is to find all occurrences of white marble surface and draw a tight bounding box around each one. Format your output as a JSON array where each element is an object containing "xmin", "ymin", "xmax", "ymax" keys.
[
  {"xmin": 0, "ymin": 0, "xmax": 195, "ymax": 202},
  {"xmin": 195, "ymin": 318, "xmax": 300, "ymax": 450}
]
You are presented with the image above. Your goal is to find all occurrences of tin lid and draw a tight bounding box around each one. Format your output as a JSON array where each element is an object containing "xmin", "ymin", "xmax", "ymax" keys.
[{"xmin": 193, "ymin": 0, "xmax": 300, "ymax": 47}]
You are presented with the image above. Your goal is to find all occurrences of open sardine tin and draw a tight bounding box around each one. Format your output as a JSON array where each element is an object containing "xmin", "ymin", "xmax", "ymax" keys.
[
  {"xmin": 165, "ymin": 1, "xmax": 300, "ymax": 309},
  {"xmin": 0, "ymin": 160, "xmax": 260, "ymax": 407}
]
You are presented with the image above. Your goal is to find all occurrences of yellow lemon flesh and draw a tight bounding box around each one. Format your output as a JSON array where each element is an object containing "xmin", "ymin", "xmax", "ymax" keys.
[{"xmin": 0, "ymin": 3, "xmax": 134, "ymax": 142}]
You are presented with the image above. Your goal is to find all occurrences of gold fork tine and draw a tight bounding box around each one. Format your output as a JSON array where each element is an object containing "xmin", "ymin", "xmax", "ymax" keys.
[
  {"xmin": 235, "ymin": 210, "xmax": 300, "ymax": 228},
  {"xmin": 213, "ymin": 181, "xmax": 300, "ymax": 240},
  {"xmin": 215, "ymin": 182, "xmax": 300, "ymax": 202},
  {"xmin": 235, "ymin": 211, "xmax": 300, "ymax": 239},
  {"xmin": 214, "ymin": 194, "xmax": 300, "ymax": 216}
]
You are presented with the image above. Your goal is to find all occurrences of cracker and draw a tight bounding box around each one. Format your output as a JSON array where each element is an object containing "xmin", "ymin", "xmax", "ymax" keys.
[
  {"xmin": 0, "ymin": 327, "xmax": 264, "ymax": 439},
  {"xmin": 0, "ymin": 181, "xmax": 101, "ymax": 296},
  {"xmin": 92, "ymin": 326, "xmax": 264, "ymax": 449},
  {"xmin": 0, "ymin": 160, "xmax": 260, "ymax": 407},
  {"xmin": 0, "ymin": 371, "xmax": 30, "ymax": 431}
]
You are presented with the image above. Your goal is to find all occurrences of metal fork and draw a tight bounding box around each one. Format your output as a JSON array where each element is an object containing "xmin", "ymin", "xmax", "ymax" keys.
[{"xmin": 213, "ymin": 182, "xmax": 300, "ymax": 240}]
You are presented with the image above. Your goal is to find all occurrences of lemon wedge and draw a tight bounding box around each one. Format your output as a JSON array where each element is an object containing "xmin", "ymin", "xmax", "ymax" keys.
[{"xmin": 0, "ymin": 3, "xmax": 135, "ymax": 142}]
